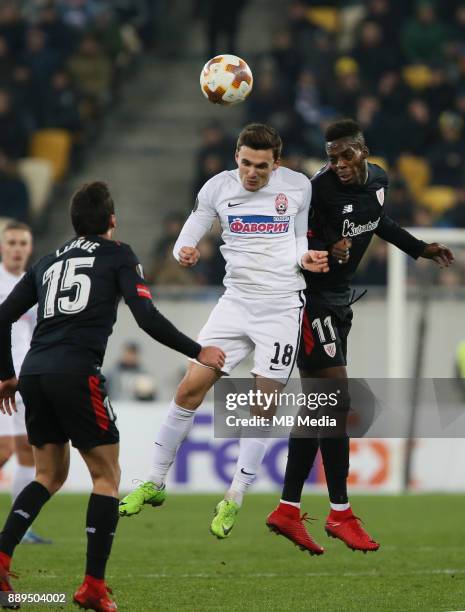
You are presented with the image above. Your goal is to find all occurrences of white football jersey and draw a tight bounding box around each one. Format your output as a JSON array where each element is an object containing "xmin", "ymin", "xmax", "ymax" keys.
[
  {"xmin": 174, "ymin": 167, "xmax": 312, "ymax": 297},
  {"xmin": 0, "ymin": 263, "xmax": 36, "ymax": 376}
]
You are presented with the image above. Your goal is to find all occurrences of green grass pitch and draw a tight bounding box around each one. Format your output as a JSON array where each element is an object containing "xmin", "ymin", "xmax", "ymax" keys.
[{"xmin": 1, "ymin": 493, "xmax": 464, "ymax": 611}]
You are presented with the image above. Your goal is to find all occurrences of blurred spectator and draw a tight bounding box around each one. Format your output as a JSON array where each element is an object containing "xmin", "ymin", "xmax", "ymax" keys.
[
  {"xmin": 427, "ymin": 111, "xmax": 465, "ymax": 187},
  {"xmin": 246, "ymin": 70, "xmax": 285, "ymax": 124},
  {"xmin": 41, "ymin": 70, "xmax": 82, "ymax": 135},
  {"xmin": 327, "ymin": 56, "xmax": 362, "ymax": 117},
  {"xmin": 352, "ymin": 20, "xmax": 401, "ymax": 84},
  {"xmin": 92, "ymin": 6, "xmax": 126, "ymax": 64},
  {"xmin": 270, "ymin": 30, "xmax": 302, "ymax": 98},
  {"xmin": 295, "ymin": 69, "xmax": 321, "ymax": 127},
  {"xmin": 384, "ymin": 174, "xmax": 416, "ymax": 226},
  {"xmin": 196, "ymin": 0, "xmax": 248, "ymax": 59},
  {"xmin": 153, "ymin": 243, "xmax": 195, "ymax": 285},
  {"xmin": 0, "ymin": 88, "xmax": 29, "ymax": 159},
  {"xmin": 398, "ymin": 98, "xmax": 435, "ymax": 156},
  {"xmin": 193, "ymin": 153, "xmax": 224, "ymax": 200},
  {"xmin": 0, "ymin": 2, "xmax": 26, "ymax": 56},
  {"xmin": 401, "ymin": 0, "xmax": 450, "ymax": 64},
  {"xmin": 67, "ymin": 34, "xmax": 113, "ymax": 118},
  {"xmin": 146, "ymin": 212, "xmax": 187, "ymax": 284},
  {"xmin": 423, "ymin": 66, "xmax": 455, "ymax": 119},
  {"xmin": 302, "ymin": 31, "xmax": 337, "ymax": 95},
  {"xmin": 106, "ymin": 342, "xmax": 157, "ymax": 401},
  {"xmin": 0, "ymin": 36, "xmax": 13, "ymax": 86},
  {"xmin": 0, "ymin": 150, "xmax": 29, "ymax": 222},
  {"xmin": 196, "ymin": 121, "xmax": 233, "ymax": 175},
  {"xmin": 10, "ymin": 64, "xmax": 40, "ymax": 127},
  {"xmin": 38, "ymin": 3, "xmax": 78, "ymax": 59},
  {"xmin": 192, "ymin": 235, "xmax": 225, "ymax": 285},
  {"xmin": 362, "ymin": 0, "xmax": 407, "ymax": 46},
  {"xmin": 21, "ymin": 28, "xmax": 61, "ymax": 96}
]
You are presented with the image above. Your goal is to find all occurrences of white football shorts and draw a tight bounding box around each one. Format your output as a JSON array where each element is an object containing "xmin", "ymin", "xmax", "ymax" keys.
[
  {"xmin": 0, "ymin": 395, "xmax": 27, "ymax": 437},
  {"xmin": 196, "ymin": 290, "xmax": 305, "ymax": 380}
]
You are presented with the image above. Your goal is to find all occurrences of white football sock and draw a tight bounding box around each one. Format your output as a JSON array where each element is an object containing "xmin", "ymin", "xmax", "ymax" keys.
[
  {"xmin": 149, "ymin": 400, "xmax": 195, "ymax": 487},
  {"xmin": 226, "ymin": 437, "xmax": 270, "ymax": 506},
  {"xmin": 12, "ymin": 464, "xmax": 35, "ymax": 503},
  {"xmin": 330, "ymin": 502, "xmax": 351, "ymax": 511},
  {"xmin": 280, "ymin": 499, "xmax": 301, "ymax": 509}
]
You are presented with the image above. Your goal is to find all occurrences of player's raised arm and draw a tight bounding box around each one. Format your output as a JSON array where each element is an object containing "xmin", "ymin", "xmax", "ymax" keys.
[
  {"xmin": 375, "ymin": 213, "xmax": 454, "ymax": 266},
  {"xmin": 173, "ymin": 187, "xmax": 217, "ymax": 267},
  {"xmin": 117, "ymin": 251, "xmax": 225, "ymax": 370},
  {"xmin": 0, "ymin": 269, "xmax": 37, "ymax": 413}
]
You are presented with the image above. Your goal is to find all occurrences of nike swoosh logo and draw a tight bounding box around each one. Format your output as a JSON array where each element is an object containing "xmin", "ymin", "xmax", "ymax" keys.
[
  {"xmin": 227, "ymin": 202, "xmax": 244, "ymax": 207},
  {"xmin": 240, "ymin": 468, "xmax": 255, "ymax": 476},
  {"xmin": 222, "ymin": 524, "xmax": 232, "ymax": 535},
  {"xmin": 270, "ymin": 365, "xmax": 285, "ymax": 371}
]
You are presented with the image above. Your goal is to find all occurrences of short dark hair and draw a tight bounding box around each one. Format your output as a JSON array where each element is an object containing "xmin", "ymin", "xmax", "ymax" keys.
[
  {"xmin": 236, "ymin": 123, "xmax": 282, "ymax": 160},
  {"xmin": 325, "ymin": 119, "xmax": 365, "ymax": 146},
  {"xmin": 2, "ymin": 221, "xmax": 32, "ymax": 236},
  {"xmin": 70, "ymin": 181, "xmax": 114, "ymax": 235}
]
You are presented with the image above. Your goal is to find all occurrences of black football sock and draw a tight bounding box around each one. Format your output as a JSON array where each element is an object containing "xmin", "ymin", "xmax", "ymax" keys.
[
  {"xmin": 0, "ymin": 481, "xmax": 51, "ymax": 556},
  {"xmin": 85, "ymin": 494, "xmax": 119, "ymax": 580},
  {"xmin": 320, "ymin": 436, "xmax": 350, "ymax": 504},
  {"xmin": 281, "ymin": 436, "xmax": 319, "ymax": 503}
]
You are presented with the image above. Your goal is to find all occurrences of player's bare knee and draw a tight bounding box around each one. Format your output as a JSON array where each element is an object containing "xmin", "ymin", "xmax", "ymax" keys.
[
  {"xmin": 175, "ymin": 380, "xmax": 205, "ymax": 409},
  {"xmin": 35, "ymin": 469, "xmax": 67, "ymax": 495}
]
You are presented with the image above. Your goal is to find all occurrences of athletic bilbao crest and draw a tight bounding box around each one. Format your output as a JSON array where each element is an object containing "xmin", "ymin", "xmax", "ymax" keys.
[
  {"xmin": 275, "ymin": 193, "xmax": 288, "ymax": 214},
  {"xmin": 324, "ymin": 342, "xmax": 336, "ymax": 358},
  {"xmin": 376, "ymin": 188, "xmax": 384, "ymax": 206}
]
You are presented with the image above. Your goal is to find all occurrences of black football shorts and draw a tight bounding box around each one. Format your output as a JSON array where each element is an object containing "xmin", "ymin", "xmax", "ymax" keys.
[
  {"xmin": 297, "ymin": 297, "xmax": 353, "ymax": 372},
  {"xmin": 18, "ymin": 373, "xmax": 119, "ymax": 449}
]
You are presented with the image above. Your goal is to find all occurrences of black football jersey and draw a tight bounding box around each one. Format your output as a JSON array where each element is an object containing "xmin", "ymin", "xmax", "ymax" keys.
[
  {"xmin": 305, "ymin": 163, "xmax": 426, "ymax": 301},
  {"xmin": 0, "ymin": 236, "xmax": 200, "ymax": 378}
]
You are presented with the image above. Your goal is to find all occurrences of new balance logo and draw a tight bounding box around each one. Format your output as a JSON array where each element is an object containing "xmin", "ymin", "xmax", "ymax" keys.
[
  {"xmin": 342, "ymin": 204, "xmax": 353, "ymax": 214},
  {"xmin": 86, "ymin": 527, "xmax": 96, "ymax": 534},
  {"xmin": 14, "ymin": 509, "xmax": 30, "ymax": 519}
]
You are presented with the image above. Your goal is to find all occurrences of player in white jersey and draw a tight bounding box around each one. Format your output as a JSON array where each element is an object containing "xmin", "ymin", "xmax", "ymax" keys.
[
  {"xmin": 120, "ymin": 123, "xmax": 329, "ymax": 536},
  {"xmin": 0, "ymin": 222, "xmax": 51, "ymax": 544}
]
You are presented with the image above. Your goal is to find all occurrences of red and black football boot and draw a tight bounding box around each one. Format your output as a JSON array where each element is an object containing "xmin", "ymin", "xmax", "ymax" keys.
[
  {"xmin": 73, "ymin": 576, "xmax": 117, "ymax": 612},
  {"xmin": 266, "ymin": 503, "xmax": 324, "ymax": 556},
  {"xmin": 325, "ymin": 508, "xmax": 380, "ymax": 552},
  {"xmin": 0, "ymin": 552, "xmax": 19, "ymax": 610}
]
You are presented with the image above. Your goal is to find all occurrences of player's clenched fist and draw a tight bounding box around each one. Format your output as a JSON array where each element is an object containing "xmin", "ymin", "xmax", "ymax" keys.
[
  {"xmin": 197, "ymin": 346, "xmax": 226, "ymax": 370},
  {"xmin": 0, "ymin": 377, "xmax": 18, "ymax": 415},
  {"xmin": 330, "ymin": 238, "xmax": 352, "ymax": 264},
  {"xmin": 179, "ymin": 246, "xmax": 200, "ymax": 267},
  {"xmin": 301, "ymin": 250, "xmax": 329, "ymax": 273}
]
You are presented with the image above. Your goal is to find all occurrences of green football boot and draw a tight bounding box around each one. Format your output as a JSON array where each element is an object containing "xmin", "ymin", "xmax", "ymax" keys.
[
  {"xmin": 119, "ymin": 481, "xmax": 166, "ymax": 517},
  {"xmin": 210, "ymin": 499, "xmax": 240, "ymax": 539}
]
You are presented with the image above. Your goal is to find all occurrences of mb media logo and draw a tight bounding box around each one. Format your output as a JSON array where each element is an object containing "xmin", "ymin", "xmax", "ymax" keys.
[{"xmin": 342, "ymin": 204, "xmax": 353, "ymax": 214}]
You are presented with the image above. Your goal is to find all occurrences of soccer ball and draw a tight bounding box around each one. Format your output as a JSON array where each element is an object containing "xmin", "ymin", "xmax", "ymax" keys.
[{"xmin": 200, "ymin": 54, "xmax": 253, "ymax": 105}]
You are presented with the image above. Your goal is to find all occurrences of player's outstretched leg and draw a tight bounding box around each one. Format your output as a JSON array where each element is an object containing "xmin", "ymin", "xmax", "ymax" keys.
[
  {"xmin": 210, "ymin": 436, "xmax": 268, "ymax": 539},
  {"xmin": 320, "ymin": 437, "xmax": 379, "ymax": 552},
  {"xmin": 120, "ymin": 364, "xmax": 219, "ymax": 518},
  {"xmin": 74, "ymin": 445, "xmax": 120, "ymax": 612},
  {"xmin": 0, "ymin": 444, "xmax": 67, "ymax": 607},
  {"xmin": 266, "ymin": 432, "xmax": 324, "ymax": 554},
  {"xmin": 13, "ymin": 436, "xmax": 52, "ymax": 546}
]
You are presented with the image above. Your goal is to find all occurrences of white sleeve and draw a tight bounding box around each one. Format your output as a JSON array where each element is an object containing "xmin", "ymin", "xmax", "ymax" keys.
[
  {"xmin": 173, "ymin": 187, "xmax": 217, "ymax": 261},
  {"xmin": 295, "ymin": 180, "xmax": 312, "ymax": 267}
]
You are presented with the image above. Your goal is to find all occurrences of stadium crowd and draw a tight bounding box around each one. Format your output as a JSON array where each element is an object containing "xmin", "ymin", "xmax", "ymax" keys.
[
  {"xmin": 155, "ymin": 0, "xmax": 465, "ymax": 288},
  {"xmin": 0, "ymin": 0, "xmax": 161, "ymax": 224}
]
